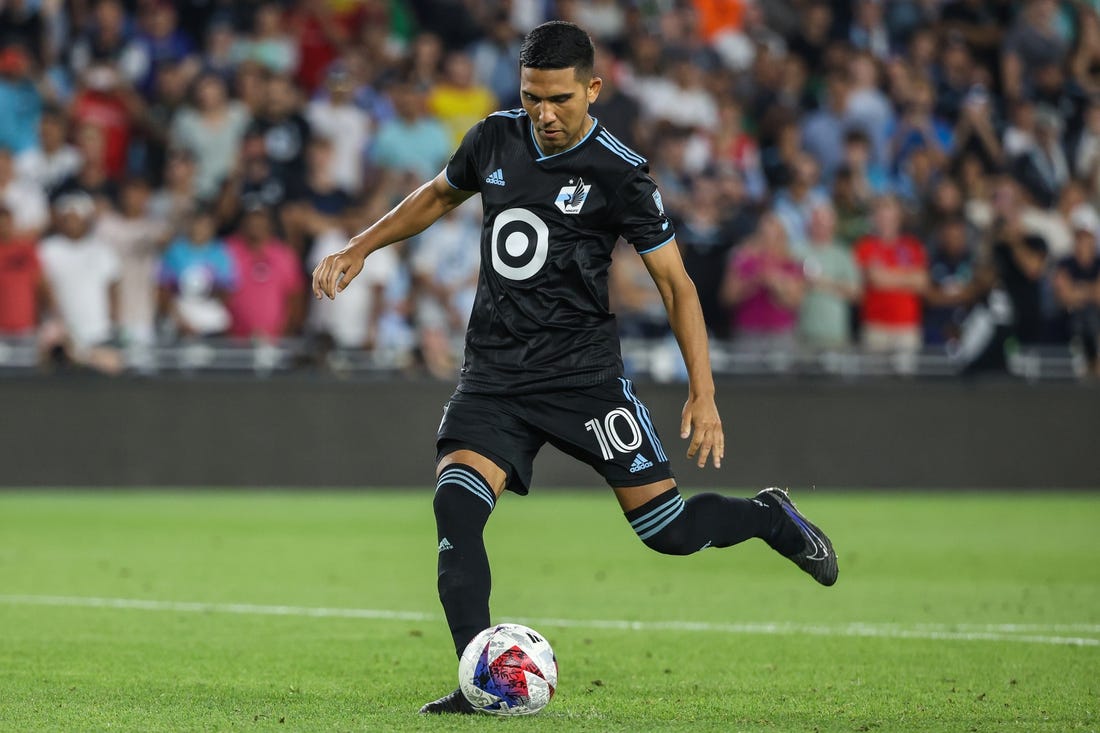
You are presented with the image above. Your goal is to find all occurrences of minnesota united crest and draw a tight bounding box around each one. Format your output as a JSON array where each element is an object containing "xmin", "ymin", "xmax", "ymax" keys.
[{"xmin": 554, "ymin": 177, "xmax": 591, "ymax": 215}]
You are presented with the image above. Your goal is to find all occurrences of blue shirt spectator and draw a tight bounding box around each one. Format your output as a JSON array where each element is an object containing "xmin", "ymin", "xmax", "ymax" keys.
[
  {"xmin": 370, "ymin": 82, "xmax": 451, "ymax": 180},
  {"xmin": 0, "ymin": 48, "xmax": 42, "ymax": 154}
]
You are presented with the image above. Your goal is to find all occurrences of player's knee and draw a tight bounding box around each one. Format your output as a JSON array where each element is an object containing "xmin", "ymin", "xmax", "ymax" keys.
[
  {"xmin": 627, "ymin": 489, "xmax": 696, "ymax": 555},
  {"xmin": 637, "ymin": 517, "xmax": 695, "ymax": 556},
  {"xmin": 434, "ymin": 463, "xmax": 496, "ymax": 522}
]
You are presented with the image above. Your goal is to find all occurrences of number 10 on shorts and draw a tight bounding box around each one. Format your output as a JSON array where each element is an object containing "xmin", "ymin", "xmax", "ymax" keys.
[{"xmin": 584, "ymin": 408, "xmax": 643, "ymax": 461}]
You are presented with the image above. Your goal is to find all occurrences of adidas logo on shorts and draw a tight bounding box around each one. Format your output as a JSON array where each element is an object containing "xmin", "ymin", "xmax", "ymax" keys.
[{"xmin": 629, "ymin": 453, "xmax": 654, "ymax": 473}]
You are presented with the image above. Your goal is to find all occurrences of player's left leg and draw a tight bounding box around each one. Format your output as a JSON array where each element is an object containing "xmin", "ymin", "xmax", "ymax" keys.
[{"xmin": 614, "ymin": 480, "xmax": 838, "ymax": 586}]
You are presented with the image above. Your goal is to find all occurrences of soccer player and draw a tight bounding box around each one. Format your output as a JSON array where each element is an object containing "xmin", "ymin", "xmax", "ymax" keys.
[{"xmin": 312, "ymin": 21, "xmax": 838, "ymax": 715}]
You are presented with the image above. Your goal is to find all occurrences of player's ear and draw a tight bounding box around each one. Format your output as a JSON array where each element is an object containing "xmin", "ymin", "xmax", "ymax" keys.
[{"xmin": 587, "ymin": 76, "xmax": 602, "ymax": 104}]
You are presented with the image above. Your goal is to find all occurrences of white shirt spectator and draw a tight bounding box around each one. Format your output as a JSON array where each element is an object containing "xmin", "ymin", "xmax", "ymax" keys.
[
  {"xmin": 306, "ymin": 99, "xmax": 371, "ymax": 194},
  {"xmin": 1, "ymin": 177, "xmax": 48, "ymax": 237},
  {"xmin": 16, "ymin": 145, "xmax": 82, "ymax": 196},
  {"xmin": 95, "ymin": 212, "xmax": 168, "ymax": 344},
  {"xmin": 639, "ymin": 78, "xmax": 719, "ymax": 132},
  {"xmin": 411, "ymin": 211, "xmax": 482, "ymax": 332},
  {"xmin": 39, "ymin": 232, "xmax": 120, "ymax": 348},
  {"xmin": 307, "ymin": 228, "xmax": 399, "ymax": 349}
]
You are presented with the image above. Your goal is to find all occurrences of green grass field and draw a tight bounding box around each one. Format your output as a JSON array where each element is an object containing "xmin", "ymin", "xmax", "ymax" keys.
[{"xmin": 0, "ymin": 490, "xmax": 1097, "ymax": 732}]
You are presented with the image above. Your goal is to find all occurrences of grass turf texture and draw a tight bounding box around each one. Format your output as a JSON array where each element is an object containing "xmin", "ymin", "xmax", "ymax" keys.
[{"xmin": 0, "ymin": 491, "xmax": 1097, "ymax": 732}]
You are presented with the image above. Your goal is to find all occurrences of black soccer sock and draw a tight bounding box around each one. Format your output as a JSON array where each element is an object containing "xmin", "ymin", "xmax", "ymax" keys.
[
  {"xmin": 624, "ymin": 488, "xmax": 801, "ymax": 556},
  {"xmin": 434, "ymin": 464, "xmax": 496, "ymax": 657}
]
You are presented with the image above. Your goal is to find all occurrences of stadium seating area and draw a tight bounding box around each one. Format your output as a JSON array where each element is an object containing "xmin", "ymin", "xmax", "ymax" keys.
[{"xmin": 1, "ymin": 0, "xmax": 1099, "ymax": 380}]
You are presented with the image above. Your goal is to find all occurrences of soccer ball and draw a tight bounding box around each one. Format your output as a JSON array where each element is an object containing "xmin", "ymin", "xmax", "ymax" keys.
[{"xmin": 457, "ymin": 623, "xmax": 558, "ymax": 715}]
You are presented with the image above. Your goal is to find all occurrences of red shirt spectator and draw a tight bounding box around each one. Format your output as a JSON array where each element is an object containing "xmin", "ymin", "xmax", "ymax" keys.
[
  {"xmin": 71, "ymin": 67, "xmax": 133, "ymax": 179},
  {"xmin": 224, "ymin": 207, "xmax": 304, "ymax": 339},
  {"xmin": 855, "ymin": 234, "xmax": 927, "ymax": 327},
  {"xmin": 0, "ymin": 207, "xmax": 43, "ymax": 334}
]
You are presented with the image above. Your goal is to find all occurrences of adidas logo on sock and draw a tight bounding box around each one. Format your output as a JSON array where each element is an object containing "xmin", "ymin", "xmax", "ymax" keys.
[
  {"xmin": 629, "ymin": 453, "xmax": 654, "ymax": 473},
  {"xmin": 485, "ymin": 168, "xmax": 506, "ymax": 186},
  {"xmin": 438, "ymin": 537, "xmax": 453, "ymax": 552}
]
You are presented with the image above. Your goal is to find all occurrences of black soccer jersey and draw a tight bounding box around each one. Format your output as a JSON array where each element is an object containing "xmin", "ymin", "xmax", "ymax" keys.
[{"xmin": 444, "ymin": 109, "xmax": 675, "ymax": 394}]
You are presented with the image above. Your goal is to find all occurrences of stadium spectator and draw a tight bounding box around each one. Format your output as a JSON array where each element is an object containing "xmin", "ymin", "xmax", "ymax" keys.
[
  {"xmin": 638, "ymin": 48, "xmax": 719, "ymax": 133},
  {"xmin": 801, "ymin": 72, "xmax": 852, "ymax": 183},
  {"xmin": 787, "ymin": 1, "xmax": 831, "ymax": 72},
  {"xmin": 68, "ymin": 0, "xmax": 141, "ymax": 79},
  {"xmin": 224, "ymin": 204, "xmax": 304, "ymax": 340},
  {"xmin": 674, "ymin": 174, "xmax": 754, "ymax": 340},
  {"xmin": 215, "ymin": 130, "xmax": 297, "ymax": 233},
  {"xmin": 95, "ymin": 177, "xmax": 167, "ymax": 345},
  {"xmin": 0, "ymin": 204, "xmax": 51, "ymax": 336},
  {"xmin": 1011, "ymin": 105, "xmax": 1070, "ymax": 210},
  {"xmin": 38, "ymin": 193, "xmax": 123, "ymax": 374},
  {"xmin": 1051, "ymin": 205, "xmax": 1100, "ymax": 376},
  {"xmin": 135, "ymin": 60, "xmax": 190, "ymax": 187},
  {"xmin": 411, "ymin": 207, "xmax": 482, "ymax": 378},
  {"xmin": 711, "ymin": 100, "xmax": 767, "ymax": 203},
  {"xmin": 848, "ymin": 0, "xmax": 892, "ymax": 60},
  {"xmin": 1001, "ymin": 0, "xmax": 1069, "ymax": 104},
  {"xmin": 16, "ymin": 107, "xmax": 83, "ymax": 198},
  {"xmin": 951, "ymin": 84, "xmax": 1004, "ymax": 173},
  {"xmin": 845, "ymin": 52, "xmax": 894, "ymax": 168},
  {"xmin": 370, "ymin": 78, "xmax": 451, "ymax": 181},
  {"xmin": 1070, "ymin": 8, "xmax": 1100, "ymax": 96},
  {"xmin": 306, "ymin": 65, "xmax": 371, "ymax": 195},
  {"xmin": 234, "ymin": 3, "xmax": 298, "ymax": 76},
  {"xmin": 721, "ymin": 212, "xmax": 805, "ymax": 354},
  {"xmin": 70, "ymin": 64, "xmax": 136, "ymax": 181},
  {"xmin": 987, "ymin": 178, "xmax": 1050, "ymax": 348},
  {"xmin": 0, "ymin": 1, "xmax": 46, "ymax": 67},
  {"xmin": 0, "ymin": 45, "xmax": 41, "ymax": 156},
  {"xmin": 283, "ymin": 137, "xmax": 355, "ymax": 254},
  {"xmin": 854, "ymin": 195, "xmax": 928, "ymax": 353},
  {"xmin": 773, "ymin": 153, "xmax": 828, "ymax": 257},
  {"xmin": 128, "ymin": 1, "xmax": 197, "ymax": 97},
  {"xmin": 798, "ymin": 203, "xmax": 861, "ymax": 350},
  {"xmin": 1073, "ymin": 98, "xmax": 1100, "ymax": 209},
  {"xmin": 248, "ymin": 73, "xmax": 312, "ymax": 191},
  {"xmin": 889, "ymin": 76, "xmax": 953, "ymax": 178},
  {"xmin": 0, "ymin": 146, "xmax": 48, "ymax": 239},
  {"xmin": 831, "ymin": 165, "xmax": 873, "ymax": 248},
  {"xmin": 53, "ymin": 125, "xmax": 118, "ymax": 210},
  {"xmin": 306, "ymin": 205, "xmax": 399, "ymax": 353},
  {"xmin": 149, "ymin": 148, "xmax": 199, "ymax": 239},
  {"xmin": 429, "ymin": 51, "xmax": 498, "ymax": 149},
  {"xmin": 923, "ymin": 215, "xmax": 981, "ymax": 348},
  {"xmin": 469, "ymin": 11, "xmax": 522, "ymax": 109},
  {"xmin": 159, "ymin": 210, "xmax": 236, "ymax": 338},
  {"xmin": 170, "ymin": 72, "xmax": 251, "ymax": 201}
]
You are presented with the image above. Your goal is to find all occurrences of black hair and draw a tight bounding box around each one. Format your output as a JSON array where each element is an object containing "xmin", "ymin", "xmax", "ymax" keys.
[{"xmin": 519, "ymin": 21, "xmax": 594, "ymax": 80}]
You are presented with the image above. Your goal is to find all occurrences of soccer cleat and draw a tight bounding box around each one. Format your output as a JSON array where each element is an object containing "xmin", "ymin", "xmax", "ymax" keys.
[
  {"xmin": 418, "ymin": 687, "xmax": 479, "ymax": 715},
  {"xmin": 756, "ymin": 488, "xmax": 838, "ymax": 586}
]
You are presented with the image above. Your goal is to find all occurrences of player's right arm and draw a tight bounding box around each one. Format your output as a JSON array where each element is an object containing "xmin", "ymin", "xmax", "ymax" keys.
[{"xmin": 312, "ymin": 173, "xmax": 475, "ymax": 300}]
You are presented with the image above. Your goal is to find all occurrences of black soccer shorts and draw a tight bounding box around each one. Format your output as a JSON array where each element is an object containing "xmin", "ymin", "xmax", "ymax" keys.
[{"xmin": 435, "ymin": 377, "xmax": 674, "ymax": 495}]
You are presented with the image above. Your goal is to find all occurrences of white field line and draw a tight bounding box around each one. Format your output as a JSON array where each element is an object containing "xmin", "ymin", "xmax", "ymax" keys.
[{"xmin": 0, "ymin": 594, "xmax": 1097, "ymax": 648}]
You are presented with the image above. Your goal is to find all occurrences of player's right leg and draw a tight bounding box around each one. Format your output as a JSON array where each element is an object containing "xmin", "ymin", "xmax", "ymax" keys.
[{"xmin": 421, "ymin": 393, "xmax": 542, "ymax": 715}]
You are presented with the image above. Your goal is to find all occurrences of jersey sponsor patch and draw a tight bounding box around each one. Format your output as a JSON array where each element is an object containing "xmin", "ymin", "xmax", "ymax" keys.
[{"xmin": 554, "ymin": 178, "xmax": 591, "ymax": 215}]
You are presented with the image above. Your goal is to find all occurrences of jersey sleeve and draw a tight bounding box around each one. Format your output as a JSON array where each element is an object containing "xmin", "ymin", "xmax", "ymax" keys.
[
  {"xmin": 611, "ymin": 168, "xmax": 676, "ymax": 255},
  {"xmin": 443, "ymin": 120, "xmax": 484, "ymax": 192}
]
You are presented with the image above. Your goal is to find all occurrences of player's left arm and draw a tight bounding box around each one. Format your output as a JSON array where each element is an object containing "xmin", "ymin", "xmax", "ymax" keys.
[{"xmin": 641, "ymin": 241, "xmax": 724, "ymax": 469}]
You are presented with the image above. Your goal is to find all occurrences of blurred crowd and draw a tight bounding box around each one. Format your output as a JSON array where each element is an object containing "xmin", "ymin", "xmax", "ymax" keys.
[{"xmin": 1, "ymin": 0, "xmax": 1100, "ymax": 378}]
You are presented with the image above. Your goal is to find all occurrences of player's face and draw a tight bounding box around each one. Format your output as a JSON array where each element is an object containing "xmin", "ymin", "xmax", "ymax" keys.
[{"xmin": 520, "ymin": 66, "xmax": 601, "ymax": 155}]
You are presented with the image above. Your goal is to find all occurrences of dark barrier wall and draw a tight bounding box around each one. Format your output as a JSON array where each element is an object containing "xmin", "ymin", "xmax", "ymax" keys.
[{"xmin": 1, "ymin": 377, "xmax": 1097, "ymax": 489}]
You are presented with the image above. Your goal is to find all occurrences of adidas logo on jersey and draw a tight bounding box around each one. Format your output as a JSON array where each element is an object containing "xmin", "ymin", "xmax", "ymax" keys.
[
  {"xmin": 629, "ymin": 453, "xmax": 654, "ymax": 473},
  {"xmin": 438, "ymin": 537, "xmax": 454, "ymax": 552},
  {"xmin": 485, "ymin": 168, "xmax": 506, "ymax": 186}
]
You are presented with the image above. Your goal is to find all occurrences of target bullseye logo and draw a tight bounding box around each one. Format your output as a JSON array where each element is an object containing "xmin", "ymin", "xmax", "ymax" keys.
[{"xmin": 490, "ymin": 208, "xmax": 549, "ymax": 281}]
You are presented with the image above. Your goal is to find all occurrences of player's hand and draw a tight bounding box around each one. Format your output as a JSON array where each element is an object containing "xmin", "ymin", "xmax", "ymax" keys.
[
  {"xmin": 312, "ymin": 243, "xmax": 366, "ymax": 300},
  {"xmin": 681, "ymin": 395, "xmax": 724, "ymax": 469}
]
